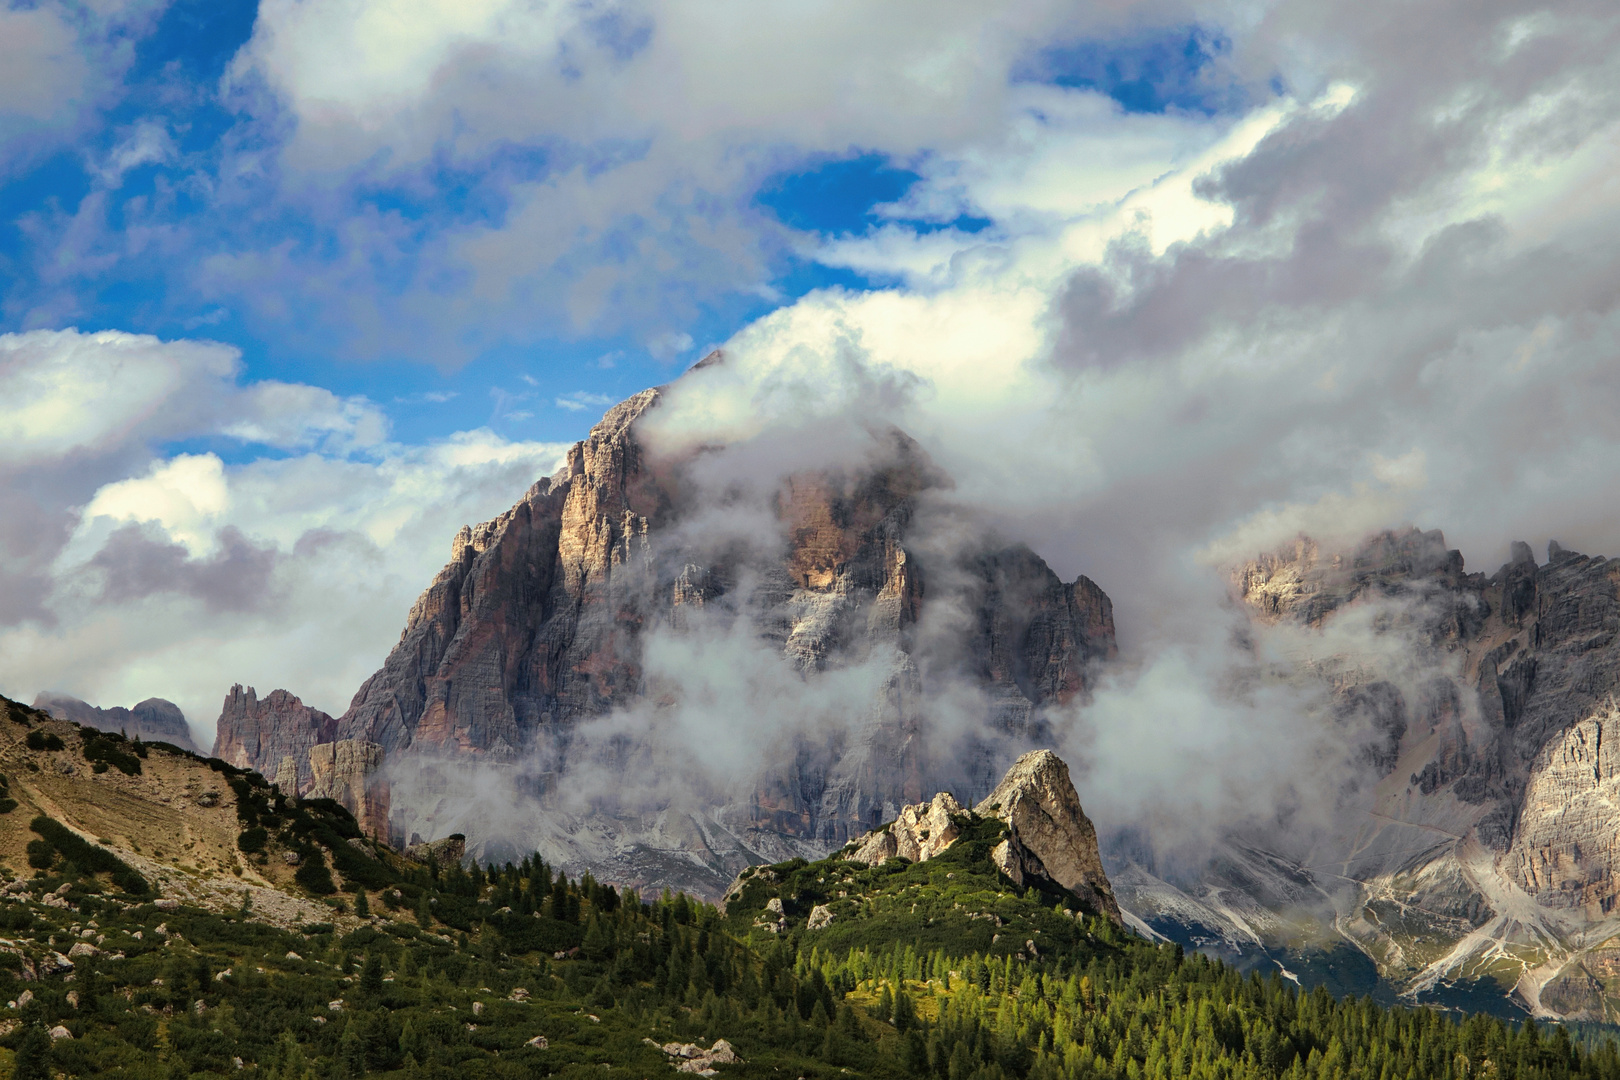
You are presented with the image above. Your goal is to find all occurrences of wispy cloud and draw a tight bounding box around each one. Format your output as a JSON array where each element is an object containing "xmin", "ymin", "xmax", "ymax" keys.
[{"xmin": 555, "ymin": 391, "xmax": 615, "ymax": 412}]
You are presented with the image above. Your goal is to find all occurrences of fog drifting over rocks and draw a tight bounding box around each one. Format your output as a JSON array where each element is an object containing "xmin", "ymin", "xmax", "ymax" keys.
[{"xmin": 2, "ymin": 0, "xmax": 1618, "ymax": 863}]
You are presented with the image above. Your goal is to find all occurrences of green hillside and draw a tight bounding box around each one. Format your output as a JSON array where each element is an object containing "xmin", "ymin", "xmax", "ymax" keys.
[{"xmin": 4, "ymin": 782, "xmax": 1620, "ymax": 1080}]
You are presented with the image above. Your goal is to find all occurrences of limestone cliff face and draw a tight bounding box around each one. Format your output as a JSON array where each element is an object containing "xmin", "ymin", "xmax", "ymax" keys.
[
  {"xmin": 1141, "ymin": 528, "xmax": 1620, "ymax": 1019},
  {"xmin": 212, "ymin": 686, "xmax": 337, "ymax": 793},
  {"xmin": 976, "ymin": 749, "xmax": 1121, "ymax": 923},
  {"xmin": 1510, "ymin": 699, "xmax": 1620, "ymax": 916},
  {"xmin": 307, "ymin": 740, "xmax": 390, "ymax": 841},
  {"xmin": 1233, "ymin": 529, "xmax": 1620, "ymax": 854},
  {"xmin": 33, "ymin": 693, "xmax": 198, "ymax": 753},
  {"xmin": 317, "ymin": 374, "xmax": 1116, "ymax": 884},
  {"xmin": 333, "ymin": 390, "xmax": 662, "ymax": 758}
]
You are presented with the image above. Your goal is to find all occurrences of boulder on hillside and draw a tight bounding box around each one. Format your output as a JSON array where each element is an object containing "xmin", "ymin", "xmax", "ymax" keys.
[{"xmin": 404, "ymin": 834, "xmax": 466, "ymax": 869}]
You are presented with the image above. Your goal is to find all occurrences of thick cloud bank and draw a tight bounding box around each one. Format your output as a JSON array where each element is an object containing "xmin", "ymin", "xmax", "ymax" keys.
[{"xmin": 612, "ymin": 0, "xmax": 1620, "ymax": 857}]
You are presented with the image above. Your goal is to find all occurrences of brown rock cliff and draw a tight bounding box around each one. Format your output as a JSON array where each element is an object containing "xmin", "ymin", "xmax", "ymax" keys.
[{"xmin": 212, "ymin": 686, "xmax": 338, "ymax": 793}]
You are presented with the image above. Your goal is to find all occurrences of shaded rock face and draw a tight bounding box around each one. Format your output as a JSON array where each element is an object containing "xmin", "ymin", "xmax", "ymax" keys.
[
  {"xmin": 975, "ymin": 749, "xmax": 1122, "ymax": 923},
  {"xmin": 33, "ymin": 693, "xmax": 198, "ymax": 754},
  {"xmin": 307, "ymin": 740, "xmax": 390, "ymax": 841},
  {"xmin": 1117, "ymin": 528, "xmax": 1620, "ymax": 1019},
  {"xmin": 212, "ymin": 686, "xmax": 337, "ymax": 794},
  {"xmin": 403, "ymin": 833, "xmax": 466, "ymax": 869},
  {"xmin": 315, "ymin": 376, "xmax": 1116, "ymax": 890},
  {"xmin": 1233, "ymin": 528, "xmax": 1620, "ymax": 852}
]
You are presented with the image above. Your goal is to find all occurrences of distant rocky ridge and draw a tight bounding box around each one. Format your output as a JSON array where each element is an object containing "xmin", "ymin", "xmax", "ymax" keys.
[
  {"xmin": 1119, "ymin": 528, "xmax": 1620, "ymax": 1021},
  {"xmin": 214, "ymin": 365, "xmax": 1118, "ymax": 896},
  {"xmin": 33, "ymin": 693, "xmax": 198, "ymax": 754}
]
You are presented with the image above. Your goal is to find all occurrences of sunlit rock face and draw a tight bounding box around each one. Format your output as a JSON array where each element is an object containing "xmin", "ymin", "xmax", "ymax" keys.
[
  {"xmin": 1511, "ymin": 700, "xmax": 1620, "ymax": 917},
  {"xmin": 34, "ymin": 693, "xmax": 198, "ymax": 754},
  {"xmin": 228, "ymin": 370, "xmax": 1116, "ymax": 896},
  {"xmin": 976, "ymin": 749, "xmax": 1121, "ymax": 924},
  {"xmin": 845, "ymin": 792, "xmax": 965, "ymax": 867},
  {"xmin": 307, "ymin": 739, "xmax": 391, "ymax": 842}
]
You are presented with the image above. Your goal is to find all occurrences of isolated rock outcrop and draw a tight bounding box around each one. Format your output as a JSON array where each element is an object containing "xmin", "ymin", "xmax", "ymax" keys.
[
  {"xmin": 212, "ymin": 686, "xmax": 337, "ymax": 793},
  {"xmin": 403, "ymin": 833, "xmax": 466, "ymax": 869},
  {"xmin": 34, "ymin": 693, "xmax": 198, "ymax": 753},
  {"xmin": 976, "ymin": 750, "xmax": 1121, "ymax": 923},
  {"xmin": 845, "ymin": 792, "xmax": 964, "ymax": 866},
  {"xmin": 840, "ymin": 751, "xmax": 1120, "ymax": 923}
]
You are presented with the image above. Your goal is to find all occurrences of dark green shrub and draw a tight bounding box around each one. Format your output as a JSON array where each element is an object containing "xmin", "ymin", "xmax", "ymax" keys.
[
  {"xmin": 238, "ymin": 827, "xmax": 269, "ymax": 854},
  {"xmin": 28, "ymin": 815, "xmax": 148, "ymax": 894},
  {"xmin": 11, "ymin": 1024, "xmax": 51, "ymax": 1080},
  {"xmin": 294, "ymin": 849, "xmax": 336, "ymax": 895},
  {"xmin": 0, "ymin": 797, "xmax": 17, "ymax": 814},
  {"xmin": 82, "ymin": 734, "xmax": 141, "ymax": 776},
  {"xmin": 24, "ymin": 730, "xmax": 63, "ymax": 752}
]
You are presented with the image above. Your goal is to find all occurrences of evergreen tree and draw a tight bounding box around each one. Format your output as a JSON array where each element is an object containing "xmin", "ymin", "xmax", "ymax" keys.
[
  {"xmin": 12, "ymin": 1024, "xmax": 50, "ymax": 1080},
  {"xmin": 360, "ymin": 952, "xmax": 384, "ymax": 995}
]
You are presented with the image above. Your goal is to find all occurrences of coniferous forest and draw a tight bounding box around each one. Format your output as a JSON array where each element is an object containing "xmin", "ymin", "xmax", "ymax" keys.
[{"xmin": 1, "ymin": 756, "xmax": 1618, "ymax": 1080}]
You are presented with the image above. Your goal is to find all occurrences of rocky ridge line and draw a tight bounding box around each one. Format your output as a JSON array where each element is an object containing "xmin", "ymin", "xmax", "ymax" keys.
[{"xmin": 33, "ymin": 693, "xmax": 198, "ymax": 754}]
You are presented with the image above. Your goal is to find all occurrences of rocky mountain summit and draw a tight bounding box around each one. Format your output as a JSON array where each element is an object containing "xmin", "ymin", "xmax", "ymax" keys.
[
  {"xmin": 975, "ymin": 749, "xmax": 1120, "ymax": 924},
  {"xmin": 33, "ymin": 692, "xmax": 198, "ymax": 753},
  {"xmin": 216, "ymin": 365, "xmax": 1117, "ymax": 895},
  {"xmin": 1121, "ymin": 528, "xmax": 1620, "ymax": 1020},
  {"xmin": 213, "ymin": 685, "xmax": 337, "ymax": 792}
]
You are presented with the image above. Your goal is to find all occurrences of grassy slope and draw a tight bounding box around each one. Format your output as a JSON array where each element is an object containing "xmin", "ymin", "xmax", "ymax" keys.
[{"xmin": 3, "ymin": 694, "xmax": 1620, "ymax": 1080}]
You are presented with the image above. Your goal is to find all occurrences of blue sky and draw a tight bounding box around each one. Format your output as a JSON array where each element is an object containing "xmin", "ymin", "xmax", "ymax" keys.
[{"xmin": 0, "ymin": 1, "xmax": 1241, "ymax": 452}]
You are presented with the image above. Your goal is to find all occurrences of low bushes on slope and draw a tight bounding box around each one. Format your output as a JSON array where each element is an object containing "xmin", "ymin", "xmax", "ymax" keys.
[{"xmin": 26, "ymin": 815, "xmax": 149, "ymax": 895}]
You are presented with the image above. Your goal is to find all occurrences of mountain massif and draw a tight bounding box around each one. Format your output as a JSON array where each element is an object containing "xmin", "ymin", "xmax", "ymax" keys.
[
  {"xmin": 213, "ymin": 374, "xmax": 1117, "ymax": 897},
  {"xmin": 39, "ymin": 370, "xmax": 1620, "ymax": 1023},
  {"xmin": 1116, "ymin": 528, "xmax": 1620, "ymax": 1021},
  {"xmin": 32, "ymin": 693, "xmax": 198, "ymax": 754}
]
